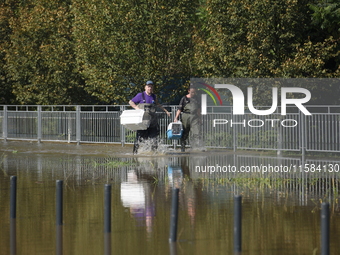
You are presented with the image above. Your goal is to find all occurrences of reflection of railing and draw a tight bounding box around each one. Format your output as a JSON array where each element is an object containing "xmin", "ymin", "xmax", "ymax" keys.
[
  {"xmin": 1, "ymin": 105, "xmax": 340, "ymax": 154},
  {"xmin": 189, "ymin": 154, "xmax": 340, "ymax": 205},
  {"xmin": 3, "ymin": 154, "xmax": 339, "ymax": 204}
]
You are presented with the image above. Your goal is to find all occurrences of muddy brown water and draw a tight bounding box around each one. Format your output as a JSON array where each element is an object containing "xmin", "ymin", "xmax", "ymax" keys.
[{"xmin": 1, "ymin": 141, "xmax": 340, "ymax": 255}]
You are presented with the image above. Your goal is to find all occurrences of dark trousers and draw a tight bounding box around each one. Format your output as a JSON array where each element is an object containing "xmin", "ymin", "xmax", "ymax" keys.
[
  {"xmin": 180, "ymin": 113, "xmax": 200, "ymax": 150},
  {"xmin": 133, "ymin": 125, "xmax": 160, "ymax": 154}
]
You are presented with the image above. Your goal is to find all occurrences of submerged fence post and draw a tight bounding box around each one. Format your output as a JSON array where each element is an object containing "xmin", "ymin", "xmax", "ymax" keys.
[
  {"xmin": 10, "ymin": 176, "xmax": 17, "ymax": 255},
  {"xmin": 104, "ymin": 184, "xmax": 112, "ymax": 255},
  {"xmin": 321, "ymin": 203, "xmax": 329, "ymax": 255},
  {"xmin": 3, "ymin": 105, "xmax": 8, "ymax": 141},
  {"xmin": 10, "ymin": 176, "xmax": 17, "ymax": 219},
  {"xmin": 169, "ymin": 188, "xmax": 179, "ymax": 242},
  {"xmin": 10, "ymin": 218, "xmax": 16, "ymax": 255},
  {"xmin": 169, "ymin": 242, "xmax": 178, "ymax": 255},
  {"xmin": 234, "ymin": 195, "xmax": 242, "ymax": 254},
  {"xmin": 56, "ymin": 180, "xmax": 63, "ymax": 255},
  {"xmin": 56, "ymin": 180, "xmax": 63, "ymax": 226},
  {"xmin": 104, "ymin": 184, "xmax": 112, "ymax": 233}
]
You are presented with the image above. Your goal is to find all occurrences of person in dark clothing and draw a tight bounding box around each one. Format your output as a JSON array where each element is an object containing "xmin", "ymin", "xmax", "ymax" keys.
[
  {"xmin": 174, "ymin": 85, "xmax": 201, "ymax": 152},
  {"xmin": 129, "ymin": 80, "xmax": 170, "ymax": 154}
]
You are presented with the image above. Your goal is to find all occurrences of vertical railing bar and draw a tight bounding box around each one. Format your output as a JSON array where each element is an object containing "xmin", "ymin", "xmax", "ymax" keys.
[
  {"xmin": 37, "ymin": 105, "xmax": 42, "ymax": 143},
  {"xmin": 76, "ymin": 106, "xmax": 81, "ymax": 145},
  {"xmin": 3, "ymin": 105, "xmax": 8, "ymax": 141}
]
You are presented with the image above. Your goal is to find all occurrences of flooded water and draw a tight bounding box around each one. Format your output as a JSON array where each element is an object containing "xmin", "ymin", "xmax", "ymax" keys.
[{"xmin": 1, "ymin": 141, "xmax": 340, "ymax": 255}]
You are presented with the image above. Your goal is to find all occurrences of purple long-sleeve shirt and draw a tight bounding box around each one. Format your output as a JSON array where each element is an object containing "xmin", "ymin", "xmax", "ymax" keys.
[{"xmin": 131, "ymin": 92, "xmax": 156, "ymax": 104}]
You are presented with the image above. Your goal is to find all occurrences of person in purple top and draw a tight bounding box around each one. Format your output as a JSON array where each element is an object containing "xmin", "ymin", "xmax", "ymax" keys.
[{"xmin": 129, "ymin": 80, "xmax": 170, "ymax": 154}]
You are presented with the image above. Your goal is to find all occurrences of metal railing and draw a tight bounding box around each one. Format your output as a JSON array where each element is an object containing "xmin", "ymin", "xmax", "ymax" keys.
[{"xmin": 1, "ymin": 105, "xmax": 340, "ymax": 154}]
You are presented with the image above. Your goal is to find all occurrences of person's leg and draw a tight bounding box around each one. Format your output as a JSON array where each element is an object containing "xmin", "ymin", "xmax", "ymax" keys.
[
  {"xmin": 181, "ymin": 114, "xmax": 190, "ymax": 152},
  {"xmin": 191, "ymin": 117, "xmax": 201, "ymax": 149},
  {"xmin": 133, "ymin": 130, "xmax": 147, "ymax": 154},
  {"xmin": 148, "ymin": 124, "xmax": 160, "ymax": 151},
  {"xmin": 133, "ymin": 130, "xmax": 141, "ymax": 154}
]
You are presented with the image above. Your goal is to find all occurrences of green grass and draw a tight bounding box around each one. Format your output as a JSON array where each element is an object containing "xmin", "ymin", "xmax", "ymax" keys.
[{"xmin": 92, "ymin": 157, "xmax": 135, "ymax": 168}]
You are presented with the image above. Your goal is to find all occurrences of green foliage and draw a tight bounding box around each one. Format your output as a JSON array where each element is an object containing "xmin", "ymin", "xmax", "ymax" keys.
[
  {"xmin": 0, "ymin": 0, "xmax": 339, "ymax": 105},
  {"xmin": 0, "ymin": 2, "xmax": 15, "ymax": 104},
  {"xmin": 72, "ymin": 0, "xmax": 198, "ymax": 104},
  {"xmin": 195, "ymin": 0, "xmax": 339, "ymax": 79},
  {"xmin": 309, "ymin": 0, "xmax": 340, "ymax": 38},
  {"xmin": 5, "ymin": 0, "xmax": 87, "ymax": 105},
  {"xmin": 92, "ymin": 157, "xmax": 134, "ymax": 168}
]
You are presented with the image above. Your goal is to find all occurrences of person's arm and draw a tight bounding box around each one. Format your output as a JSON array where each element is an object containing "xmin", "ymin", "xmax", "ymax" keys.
[
  {"xmin": 129, "ymin": 100, "xmax": 140, "ymax": 110},
  {"xmin": 174, "ymin": 96, "xmax": 185, "ymax": 122},
  {"xmin": 155, "ymin": 98, "xmax": 170, "ymax": 116},
  {"xmin": 174, "ymin": 109, "xmax": 181, "ymax": 122}
]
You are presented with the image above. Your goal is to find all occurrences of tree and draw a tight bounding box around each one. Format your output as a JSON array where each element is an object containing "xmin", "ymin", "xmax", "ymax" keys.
[
  {"xmin": 2, "ymin": 0, "xmax": 339, "ymax": 105},
  {"xmin": 72, "ymin": 0, "xmax": 199, "ymax": 104},
  {"xmin": 6, "ymin": 0, "xmax": 87, "ymax": 105},
  {"xmin": 309, "ymin": 0, "xmax": 340, "ymax": 39},
  {"xmin": 194, "ymin": 0, "xmax": 340, "ymax": 104},
  {"xmin": 0, "ymin": 1, "xmax": 16, "ymax": 104}
]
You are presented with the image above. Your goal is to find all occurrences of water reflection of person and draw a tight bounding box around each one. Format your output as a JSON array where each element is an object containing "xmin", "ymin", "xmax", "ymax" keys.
[
  {"xmin": 167, "ymin": 165, "xmax": 183, "ymax": 189},
  {"xmin": 180, "ymin": 157, "xmax": 197, "ymax": 228},
  {"xmin": 166, "ymin": 158, "xmax": 198, "ymax": 230},
  {"xmin": 120, "ymin": 170, "xmax": 156, "ymax": 235}
]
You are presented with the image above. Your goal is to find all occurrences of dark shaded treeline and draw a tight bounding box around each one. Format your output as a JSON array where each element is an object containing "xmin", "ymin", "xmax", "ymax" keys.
[{"xmin": 0, "ymin": 0, "xmax": 339, "ymax": 105}]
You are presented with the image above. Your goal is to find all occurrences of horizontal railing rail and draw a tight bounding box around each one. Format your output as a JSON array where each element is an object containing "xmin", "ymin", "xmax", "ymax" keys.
[{"xmin": 1, "ymin": 105, "xmax": 340, "ymax": 154}]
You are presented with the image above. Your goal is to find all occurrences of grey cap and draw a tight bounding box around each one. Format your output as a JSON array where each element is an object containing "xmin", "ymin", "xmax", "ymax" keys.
[{"xmin": 146, "ymin": 80, "xmax": 153, "ymax": 85}]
